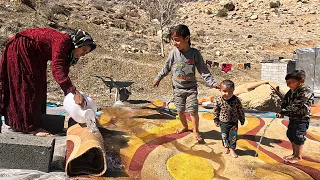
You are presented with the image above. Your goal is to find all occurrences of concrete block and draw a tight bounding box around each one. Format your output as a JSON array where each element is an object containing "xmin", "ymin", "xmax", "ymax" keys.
[{"xmin": 0, "ymin": 133, "xmax": 55, "ymax": 172}]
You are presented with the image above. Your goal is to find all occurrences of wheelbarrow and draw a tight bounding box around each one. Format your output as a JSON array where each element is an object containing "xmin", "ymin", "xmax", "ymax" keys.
[{"xmin": 94, "ymin": 76, "xmax": 134, "ymax": 106}]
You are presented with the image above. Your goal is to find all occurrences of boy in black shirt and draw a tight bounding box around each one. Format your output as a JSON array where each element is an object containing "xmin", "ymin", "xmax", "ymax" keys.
[{"xmin": 277, "ymin": 70, "xmax": 314, "ymax": 163}]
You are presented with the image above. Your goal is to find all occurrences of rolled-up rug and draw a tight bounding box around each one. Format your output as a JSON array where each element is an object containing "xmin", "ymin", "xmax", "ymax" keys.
[{"xmin": 65, "ymin": 124, "xmax": 107, "ymax": 177}]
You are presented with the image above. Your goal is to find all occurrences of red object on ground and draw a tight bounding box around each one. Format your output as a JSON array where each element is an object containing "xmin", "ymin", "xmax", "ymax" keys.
[
  {"xmin": 0, "ymin": 28, "xmax": 75, "ymax": 132},
  {"xmin": 221, "ymin": 64, "xmax": 232, "ymax": 73}
]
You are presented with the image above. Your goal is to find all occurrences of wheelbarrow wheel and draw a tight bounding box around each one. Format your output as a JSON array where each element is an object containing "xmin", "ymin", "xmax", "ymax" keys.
[{"xmin": 119, "ymin": 88, "xmax": 131, "ymax": 101}]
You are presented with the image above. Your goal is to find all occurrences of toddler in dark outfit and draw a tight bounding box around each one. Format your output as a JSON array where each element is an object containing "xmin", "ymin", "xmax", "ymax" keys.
[{"xmin": 277, "ymin": 70, "xmax": 314, "ymax": 163}]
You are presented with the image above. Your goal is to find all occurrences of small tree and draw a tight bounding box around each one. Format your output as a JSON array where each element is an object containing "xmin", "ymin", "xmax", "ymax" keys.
[
  {"xmin": 134, "ymin": 0, "xmax": 181, "ymax": 57},
  {"xmin": 155, "ymin": 0, "xmax": 180, "ymax": 57}
]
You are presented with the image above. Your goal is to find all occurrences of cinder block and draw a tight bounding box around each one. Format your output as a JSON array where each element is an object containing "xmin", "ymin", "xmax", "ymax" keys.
[
  {"xmin": 40, "ymin": 114, "xmax": 65, "ymax": 134},
  {"xmin": 0, "ymin": 133, "xmax": 55, "ymax": 172}
]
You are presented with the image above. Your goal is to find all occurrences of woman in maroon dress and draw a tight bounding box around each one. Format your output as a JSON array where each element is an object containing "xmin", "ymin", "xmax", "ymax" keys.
[{"xmin": 0, "ymin": 28, "xmax": 96, "ymax": 136}]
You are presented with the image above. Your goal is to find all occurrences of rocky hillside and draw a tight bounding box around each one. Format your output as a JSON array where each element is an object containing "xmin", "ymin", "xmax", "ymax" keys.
[{"xmin": 0, "ymin": 0, "xmax": 320, "ymax": 107}]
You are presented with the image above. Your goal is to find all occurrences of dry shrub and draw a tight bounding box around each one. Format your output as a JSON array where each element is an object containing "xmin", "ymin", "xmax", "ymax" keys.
[
  {"xmin": 196, "ymin": 30, "xmax": 206, "ymax": 36},
  {"xmin": 92, "ymin": 5, "xmax": 104, "ymax": 11},
  {"xmin": 114, "ymin": 13, "xmax": 125, "ymax": 20},
  {"xmin": 217, "ymin": 8, "xmax": 228, "ymax": 17},
  {"xmin": 50, "ymin": 4, "xmax": 72, "ymax": 16},
  {"xmin": 119, "ymin": 6, "xmax": 140, "ymax": 18},
  {"xmin": 105, "ymin": 8, "xmax": 116, "ymax": 13},
  {"xmin": 20, "ymin": 0, "xmax": 36, "ymax": 10},
  {"xmin": 127, "ymin": 10, "xmax": 140, "ymax": 18},
  {"xmin": 270, "ymin": 1, "xmax": 281, "ymax": 8}
]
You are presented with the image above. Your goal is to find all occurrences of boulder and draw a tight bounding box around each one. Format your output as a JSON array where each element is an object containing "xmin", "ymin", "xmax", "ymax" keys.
[
  {"xmin": 219, "ymin": 0, "xmax": 235, "ymax": 11},
  {"xmin": 238, "ymin": 84, "xmax": 282, "ymax": 112}
]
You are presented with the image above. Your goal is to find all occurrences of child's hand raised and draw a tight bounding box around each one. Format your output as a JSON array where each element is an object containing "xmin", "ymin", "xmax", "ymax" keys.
[{"xmin": 153, "ymin": 80, "xmax": 159, "ymax": 87}]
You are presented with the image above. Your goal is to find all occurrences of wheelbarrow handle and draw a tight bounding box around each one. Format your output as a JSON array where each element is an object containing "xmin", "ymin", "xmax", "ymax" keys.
[
  {"xmin": 94, "ymin": 75, "xmax": 114, "ymax": 82},
  {"xmin": 94, "ymin": 75, "xmax": 114, "ymax": 99}
]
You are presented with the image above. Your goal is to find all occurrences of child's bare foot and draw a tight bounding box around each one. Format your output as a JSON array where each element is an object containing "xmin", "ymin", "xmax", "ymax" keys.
[
  {"xmin": 287, "ymin": 157, "xmax": 302, "ymax": 164},
  {"xmin": 283, "ymin": 154, "xmax": 295, "ymax": 161},
  {"xmin": 225, "ymin": 148, "xmax": 230, "ymax": 154},
  {"xmin": 230, "ymin": 148, "xmax": 238, "ymax": 158},
  {"xmin": 30, "ymin": 128, "xmax": 51, "ymax": 137},
  {"xmin": 176, "ymin": 127, "xmax": 189, "ymax": 134}
]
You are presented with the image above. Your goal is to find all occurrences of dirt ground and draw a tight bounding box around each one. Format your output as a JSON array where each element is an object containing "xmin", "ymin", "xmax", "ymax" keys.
[{"xmin": 1, "ymin": 0, "xmax": 320, "ymax": 107}]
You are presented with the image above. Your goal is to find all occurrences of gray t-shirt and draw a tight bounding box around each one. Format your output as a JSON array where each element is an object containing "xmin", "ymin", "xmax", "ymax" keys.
[{"xmin": 155, "ymin": 47, "xmax": 217, "ymax": 89}]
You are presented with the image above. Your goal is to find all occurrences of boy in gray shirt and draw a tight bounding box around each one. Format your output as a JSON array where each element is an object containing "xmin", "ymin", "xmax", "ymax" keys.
[{"xmin": 153, "ymin": 24, "xmax": 219, "ymax": 142}]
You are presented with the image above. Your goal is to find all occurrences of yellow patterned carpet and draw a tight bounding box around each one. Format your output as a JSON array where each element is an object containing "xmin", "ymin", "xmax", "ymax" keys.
[{"xmin": 94, "ymin": 99, "xmax": 320, "ymax": 180}]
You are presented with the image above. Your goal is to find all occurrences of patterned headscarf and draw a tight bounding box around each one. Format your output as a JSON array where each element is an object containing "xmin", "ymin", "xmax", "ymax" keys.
[
  {"xmin": 69, "ymin": 29, "xmax": 96, "ymax": 65},
  {"xmin": 71, "ymin": 29, "xmax": 96, "ymax": 50}
]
